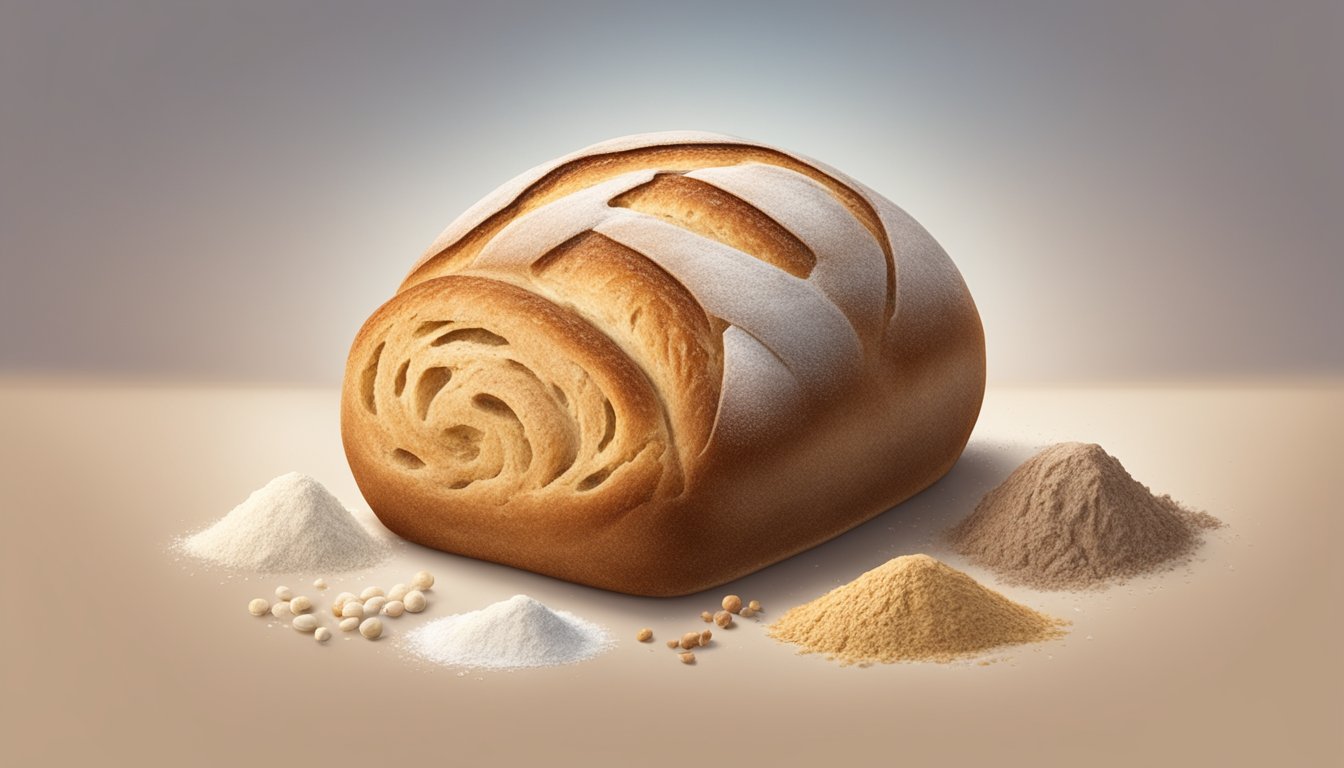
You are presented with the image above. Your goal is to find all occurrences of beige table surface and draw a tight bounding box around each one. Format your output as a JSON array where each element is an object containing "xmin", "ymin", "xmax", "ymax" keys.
[{"xmin": 1, "ymin": 379, "xmax": 1340, "ymax": 766}]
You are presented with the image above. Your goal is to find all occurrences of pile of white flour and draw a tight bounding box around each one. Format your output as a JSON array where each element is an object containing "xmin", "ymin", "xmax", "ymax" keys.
[
  {"xmin": 181, "ymin": 472, "xmax": 388, "ymax": 573},
  {"xmin": 407, "ymin": 595, "xmax": 611, "ymax": 669}
]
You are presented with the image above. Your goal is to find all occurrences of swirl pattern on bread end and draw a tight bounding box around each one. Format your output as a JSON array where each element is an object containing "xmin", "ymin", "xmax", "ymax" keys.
[{"xmin": 344, "ymin": 275, "xmax": 680, "ymax": 517}]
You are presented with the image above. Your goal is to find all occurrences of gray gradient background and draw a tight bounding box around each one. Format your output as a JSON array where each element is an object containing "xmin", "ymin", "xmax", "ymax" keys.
[{"xmin": 2, "ymin": 0, "xmax": 1340, "ymax": 385}]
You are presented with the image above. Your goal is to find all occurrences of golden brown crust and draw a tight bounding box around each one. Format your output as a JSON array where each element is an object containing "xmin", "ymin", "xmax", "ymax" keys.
[
  {"xmin": 529, "ymin": 231, "xmax": 721, "ymax": 469},
  {"xmin": 609, "ymin": 173, "xmax": 816, "ymax": 278},
  {"xmin": 398, "ymin": 142, "xmax": 894, "ymax": 321},
  {"xmin": 341, "ymin": 133, "xmax": 985, "ymax": 596}
]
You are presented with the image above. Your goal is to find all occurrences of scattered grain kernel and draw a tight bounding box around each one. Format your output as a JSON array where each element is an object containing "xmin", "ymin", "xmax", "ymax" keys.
[
  {"xmin": 340, "ymin": 617, "xmax": 360, "ymax": 632},
  {"xmin": 714, "ymin": 610, "xmax": 733, "ymax": 628},
  {"xmin": 314, "ymin": 627, "xmax": 332, "ymax": 643},
  {"xmin": 387, "ymin": 583, "xmax": 410, "ymax": 602},
  {"xmin": 701, "ymin": 611, "xmax": 713, "ymax": 622},
  {"xmin": 666, "ymin": 639, "xmax": 679, "ymax": 649},
  {"xmin": 382, "ymin": 600, "xmax": 405, "ymax": 618},
  {"xmin": 332, "ymin": 592, "xmax": 356, "ymax": 617},
  {"xmin": 363, "ymin": 596, "xmax": 387, "ymax": 616},
  {"xmin": 275, "ymin": 586, "xmax": 293, "ymax": 602},
  {"xmin": 248, "ymin": 598, "xmax": 270, "ymax": 616},
  {"xmin": 359, "ymin": 586, "xmax": 384, "ymax": 601},
  {"xmin": 289, "ymin": 595, "xmax": 312, "ymax": 614},
  {"xmin": 722, "ymin": 595, "xmax": 742, "ymax": 614},
  {"xmin": 313, "ymin": 578, "xmax": 327, "ymax": 590},
  {"xmin": 680, "ymin": 632, "xmax": 700, "ymax": 650},
  {"xmin": 740, "ymin": 607, "xmax": 756, "ymax": 618},
  {"xmin": 359, "ymin": 617, "xmax": 383, "ymax": 640},
  {"xmin": 404, "ymin": 590, "xmax": 427, "ymax": 613},
  {"xmin": 679, "ymin": 652, "xmax": 696, "ymax": 664},
  {"xmin": 700, "ymin": 629, "xmax": 712, "ymax": 646},
  {"xmin": 292, "ymin": 614, "xmax": 318, "ymax": 633},
  {"xmin": 748, "ymin": 600, "xmax": 761, "ymax": 612},
  {"xmin": 412, "ymin": 570, "xmax": 435, "ymax": 590},
  {"xmin": 271, "ymin": 602, "xmax": 290, "ymax": 619},
  {"xmin": 341, "ymin": 601, "xmax": 365, "ymax": 619},
  {"xmin": 636, "ymin": 628, "xmax": 653, "ymax": 642},
  {"xmin": 334, "ymin": 591, "xmax": 356, "ymax": 606}
]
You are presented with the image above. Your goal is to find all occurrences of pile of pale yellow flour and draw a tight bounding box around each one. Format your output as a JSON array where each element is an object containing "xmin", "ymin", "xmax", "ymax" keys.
[{"xmin": 768, "ymin": 554, "xmax": 1066, "ymax": 665}]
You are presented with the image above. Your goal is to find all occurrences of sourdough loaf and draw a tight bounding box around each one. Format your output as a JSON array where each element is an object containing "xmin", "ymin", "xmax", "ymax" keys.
[{"xmin": 341, "ymin": 131, "xmax": 984, "ymax": 595}]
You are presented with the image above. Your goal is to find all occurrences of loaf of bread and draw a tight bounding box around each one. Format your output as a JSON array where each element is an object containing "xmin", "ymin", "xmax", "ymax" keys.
[{"xmin": 341, "ymin": 131, "xmax": 984, "ymax": 596}]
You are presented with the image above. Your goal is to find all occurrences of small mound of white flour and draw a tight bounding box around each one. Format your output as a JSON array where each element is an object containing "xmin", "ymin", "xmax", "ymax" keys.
[
  {"xmin": 407, "ymin": 595, "xmax": 611, "ymax": 669},
  {"xmin": 181, "ymin": 472, "xmax": 388, "ymax": 573}
]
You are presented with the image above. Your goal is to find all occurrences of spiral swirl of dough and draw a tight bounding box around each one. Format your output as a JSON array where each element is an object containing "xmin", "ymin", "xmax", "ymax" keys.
[{"xmin": 346, "ymin": 274, "xmax": 678, "ymax": 512}]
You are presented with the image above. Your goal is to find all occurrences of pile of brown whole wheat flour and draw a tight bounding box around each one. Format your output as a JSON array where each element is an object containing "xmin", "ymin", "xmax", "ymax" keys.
[
  {"xmin": 948, "ymin": 442, "xmax": 1222, "ymax": 590},
  {"xmin": 767, "ymin": 554, "xmax": 1066, "ymax": 665}
]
